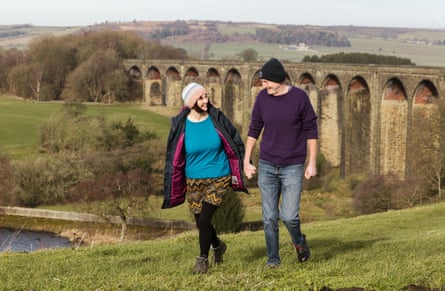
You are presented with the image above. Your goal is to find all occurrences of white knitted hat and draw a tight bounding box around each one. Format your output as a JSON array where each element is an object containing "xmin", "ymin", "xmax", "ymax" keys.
[{"xmin": 182, "ymin": 82, "xmax": 205, "ymax": 108}]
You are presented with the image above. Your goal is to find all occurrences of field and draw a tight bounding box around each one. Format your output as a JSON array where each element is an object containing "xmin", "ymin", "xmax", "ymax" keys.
[
  {"xmin": 172, "ymin": 37, "xmax": 445, "ymax": 67},
  {"xmin": 0, "ymin": 96, "xmax": 172, "ymax": 159},
  {"xmin": 0, "ymin": 25, "xmax": 79, "ymax": 49},
  {"xmin": 1, "ymin": 97, "xmax": 445, "ymax": 289},
  {"xmin": 1, "ymin": 202, "xmax": 444, "ymax": 290},
  {"xmin": 2, "ymin": 22, "xmax": 445, "ymax": 66}
]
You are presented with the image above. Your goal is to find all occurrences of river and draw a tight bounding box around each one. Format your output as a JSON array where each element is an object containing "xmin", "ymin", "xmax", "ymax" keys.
[{"xmin": 0, "ymin": 227, "xmax": 72, "ymax": 253}]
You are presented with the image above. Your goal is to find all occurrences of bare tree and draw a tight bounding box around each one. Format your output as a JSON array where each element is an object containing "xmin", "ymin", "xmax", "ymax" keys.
[
  {"xmin": 63, "ymin": 50, "xmax": 127, "ymax": 102},
  {"xmin": 407, "ymin": 99, "xmax": 444, "ymax": 203},
  {"xmin": 73, "ymin": 168, "xmax": 153, "ymax": 242},
  {"xmin": 238, "ymin": 48, "xmax": 258, "ymax": 62}
]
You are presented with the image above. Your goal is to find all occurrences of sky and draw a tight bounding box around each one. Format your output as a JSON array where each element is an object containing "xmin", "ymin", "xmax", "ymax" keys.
[{"xmin": 2, "ymin": 0, "xmax": 445, "ymax": 29}]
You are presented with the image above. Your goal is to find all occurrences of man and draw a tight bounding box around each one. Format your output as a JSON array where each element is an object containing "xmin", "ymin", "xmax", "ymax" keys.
[{"xmin": 243, "ymin": 58, "xmax": 318, "ymax": 268}]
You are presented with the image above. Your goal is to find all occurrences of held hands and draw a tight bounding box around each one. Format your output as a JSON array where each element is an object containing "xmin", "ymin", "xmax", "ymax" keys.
[{"xmin": 244, "ymin": 161, "xmax": 257, "ymax": 179}]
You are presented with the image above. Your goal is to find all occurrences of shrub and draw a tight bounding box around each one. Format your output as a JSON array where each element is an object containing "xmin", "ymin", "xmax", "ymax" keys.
[
  {"xmin": 62, "ymin": 101, "xmax": 87, "ymax": 118},
  {"xmin": 70, "ymin": 144, "xmax": 161, "ymax": 201},
  {"xmin": 0, "ymin": 155, "xmax": 17, "ymax": 205},
  {"xmin": 40, "ymin": 114, "xmax": 107, "ymax": 153},
  {"xmin": 212, "ymin": 189, "xmax": 245, "ymax": 234},
  {"xmin": 12, "ymin": 156, "xmax": 87, "ymax": 207},
  {"xmin": 71, "ymin": 169, "xmax": 152, "ymax": 203},
  {"xmin": 352, "ymin": 174, "xmax": 398, "ymax": 214}
]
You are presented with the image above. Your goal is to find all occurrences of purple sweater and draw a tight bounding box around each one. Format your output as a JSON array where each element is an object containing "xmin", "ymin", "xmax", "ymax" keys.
[{"xmin": 248, "ymin": 86, "xmax": 318, "ymax": 166}]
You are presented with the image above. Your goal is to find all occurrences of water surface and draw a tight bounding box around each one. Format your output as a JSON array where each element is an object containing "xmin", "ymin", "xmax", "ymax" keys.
[{"xmin": 0, "ymin": 227, "xmax": 72, "ymax": 253}]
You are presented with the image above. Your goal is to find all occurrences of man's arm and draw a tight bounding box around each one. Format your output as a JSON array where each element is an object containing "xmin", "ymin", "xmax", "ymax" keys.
[
  {"xmin": 305, "ymin": 139, "xmax": 318, "ymax": 179},
  {"xmin": 243, "ymin": 136, "xmax": 257, "ymax": 179}
]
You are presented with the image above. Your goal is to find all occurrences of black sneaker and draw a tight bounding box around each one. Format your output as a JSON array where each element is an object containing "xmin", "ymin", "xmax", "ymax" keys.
[
  {"xmin": 294, "ymin": 236, "xmax": 310, "ymax": 262},
  {"xmin": 193, "ymin": 256, "xmax": 209, "ymax": 274},
  {"xmin": 212, "ymin": 240, "xmax": 227, "ymax": 265}
]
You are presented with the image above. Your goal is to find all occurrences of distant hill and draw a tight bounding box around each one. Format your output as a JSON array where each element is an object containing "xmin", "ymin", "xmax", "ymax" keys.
[
  {"xmin": 81, "ymin": 20, "xmax": 445, "ymax": 44},
  {"xmin": 2, "ymin": 21, "xmax": 445, "ymax": 66}
]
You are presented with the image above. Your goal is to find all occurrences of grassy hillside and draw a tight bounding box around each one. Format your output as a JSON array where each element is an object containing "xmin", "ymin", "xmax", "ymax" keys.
[
  {"xmin": 0, "ymin": 25, "xmax": 80, "ymax": 49},
  {"xmin": 1, "ymin": 96, "xmax": 444, "ymax": 289},
  {"xmin": 1, "ymin": 202, "xmax": 444, "ymax": 290},
  {"xmin": 173, "ymin": 37, "xmax": 445, "ymax": 66},
  {"xmin": 0, "ymin": 95, "xmax": 354, "ymax": 225},
  {"xmin": 0, "ymin": 96, "xmax": 172, "ymax": 159},
  {"xmin": 2, "ymin": 22, "xmax": 445, "ymax": 66}
]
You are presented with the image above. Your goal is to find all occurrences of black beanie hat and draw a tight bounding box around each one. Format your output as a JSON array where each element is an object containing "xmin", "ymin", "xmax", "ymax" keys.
[{"xmin": 258, "ymin": 58, "xmax": 286, "ymax": 83}]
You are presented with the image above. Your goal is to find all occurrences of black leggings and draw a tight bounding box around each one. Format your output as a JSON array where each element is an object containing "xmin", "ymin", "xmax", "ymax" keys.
[{"xmin": 194, "ymin": 202, "xmax": 220, "ymax": 257}]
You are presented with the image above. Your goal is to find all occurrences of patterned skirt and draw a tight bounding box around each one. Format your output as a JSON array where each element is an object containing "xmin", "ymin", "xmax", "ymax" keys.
[{"xmin": 186, "ymin": 175, "xmax": 231, "ymax": 214}]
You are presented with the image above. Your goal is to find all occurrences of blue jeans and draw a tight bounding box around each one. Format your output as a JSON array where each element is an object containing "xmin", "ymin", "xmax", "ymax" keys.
[{"xmin": 258, "ymin": 159, "xmax": 305, "ymax": 265}]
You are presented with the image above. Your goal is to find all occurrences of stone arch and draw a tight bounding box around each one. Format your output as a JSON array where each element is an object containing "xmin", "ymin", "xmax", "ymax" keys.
[
  {"xmin": 298, "ymin": 73, "xmax": 318, "ymax": 114},
  {"xmin": 146, "ymin": 66, "xmax": 162, "ymax": 105},
  {"xmin": 407, "ymin": 80, "xmax": 440, "ymax": 179},
  {"xmin": 298, "ymin": 73, "xmax": 316, "ymax": 90},
  {"xmin": 343, "ymin": 75, "xmax": 371, "ymax": 177},
  {"xmin": 252, "ymin": 70, "xmax": 262, "ymax": 88},
  {"xmin": 166, "ymin": 66, "xmax": 180, "ymax": 81},
  {"xmin": 184, "ymin": 67, "xmax": 201, "ymax": 84},
  {"xmin": 319, "ymin": 74, "xmax": 343, "ymax": 168},
  {"xmin": 250, "ymin": 70, "xmax": 263, "ymax": 110},
  {"xmin": 165, "ymin": 66, "xmax": 181, "ymax": 106},
  {"xmin": 205, "ymin": 67, "xmax": 222, "ymax": 107},
  {"xmin": 224, "ymin": 68, "xmax": 243, "ymax": 130},
  {"xmin": 127, "ymin": 65, "xmax": 143, "ymax": 102},
  {"xmin": 128, "ymin": 65, "xmax": 142, "ymax": 81},
  {"xmin": 380, "ymin": 77, "xmax": 408, "ymax": 177},
  {"xmin": 383, "ymin": 77, "xmax": 407, "ymax": 101},
  {"xmin": 413, "ymin": 80, "xmax": 438, "ymax": 105}
]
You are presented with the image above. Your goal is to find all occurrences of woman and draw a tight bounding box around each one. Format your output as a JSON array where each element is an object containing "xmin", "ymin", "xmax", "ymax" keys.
[{"xmin": 162, "ymin": 82, "xmax": 248, "ymax": 274}]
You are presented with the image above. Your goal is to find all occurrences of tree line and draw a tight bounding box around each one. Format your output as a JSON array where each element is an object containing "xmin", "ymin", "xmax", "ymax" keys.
[
  {"xmin": 140, "ymin": 21, "xmax": 351, "ymax": 47},
  {"xmin": 0, "ymin": 30, "xmax": 187, "ymax": 102},
  {"xmin": 255, "ymin": 27, "xmax": 351, "ymax": 47},
  {"xmin": 302, "ymin": 52, "xmax": 414, "ymax": 65}
]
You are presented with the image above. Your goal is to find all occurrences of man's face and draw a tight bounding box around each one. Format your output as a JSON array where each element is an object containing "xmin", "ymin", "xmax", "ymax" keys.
[{"xmin": 261, "ymin": 79, "xmax": 281, "ymax": 96}]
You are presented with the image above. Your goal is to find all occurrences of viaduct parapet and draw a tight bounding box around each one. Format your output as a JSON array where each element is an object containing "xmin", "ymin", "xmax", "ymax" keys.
[{"xmin": 124, "ymin": 59, "xmax": 445, "ymax": 179}]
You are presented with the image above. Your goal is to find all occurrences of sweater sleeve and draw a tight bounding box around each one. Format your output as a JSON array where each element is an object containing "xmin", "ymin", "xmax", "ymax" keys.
[
  {"xmin": 247, "ymin": 92, "xmax": 264, "ymax": 139},
  {"xmin": 301, "ymin": 93, "xmax": 318, "ymax": 140}
]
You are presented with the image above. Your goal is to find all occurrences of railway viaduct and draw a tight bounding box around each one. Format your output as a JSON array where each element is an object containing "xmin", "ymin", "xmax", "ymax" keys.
[{"xmin": 123, "ymin": 59, "xmax": 445, "ymax": 179}]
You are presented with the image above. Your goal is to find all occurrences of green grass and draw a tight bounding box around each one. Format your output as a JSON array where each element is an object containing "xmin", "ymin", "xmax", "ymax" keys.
[
  {"xmin": 1, "ymin": 95, "xmax": 443, "ymax": 289},
  {"xmin": 1, "ymin": 202, "xmax": 444, "ymax": 290},
  {"xmin": 172, "ymin": 37, "xmax": 445, "ymax": 66},
  {"xmin": 0, "ymin": 96, "xmax": 171, "ymax": 159},
  {"xmin": 317, "ymin": 37, "xmax": 445, "ymax": 67}
]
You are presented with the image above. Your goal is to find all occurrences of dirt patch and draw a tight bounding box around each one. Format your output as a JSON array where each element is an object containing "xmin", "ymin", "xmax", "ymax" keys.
[
  {"xmin": 319, "ymin": 284, "xmax": 444, "ymax": 291},
  {"xmin": 59, "ymin": 224, "xmax": 188, "ymax": 247}
]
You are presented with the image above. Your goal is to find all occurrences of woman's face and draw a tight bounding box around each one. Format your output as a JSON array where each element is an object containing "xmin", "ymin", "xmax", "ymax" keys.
[{"xmin": 193, "ymin": 92, "xmax": 209, "ymax": 112}]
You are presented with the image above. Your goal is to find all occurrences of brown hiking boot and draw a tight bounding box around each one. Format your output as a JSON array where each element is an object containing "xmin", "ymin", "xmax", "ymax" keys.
[
  {"xmin": 212, "ymin": 240, "xmax": 227, "ymax": 265},
  {"xmin": 193, "ymin": 256, "xmax": 209, "ymax": 274}
]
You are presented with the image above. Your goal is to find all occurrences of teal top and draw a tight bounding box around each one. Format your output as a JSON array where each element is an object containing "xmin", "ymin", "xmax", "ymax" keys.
[{"xmin": 184, "ymin": 116, "xmax": 230, "ymax": 179}]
